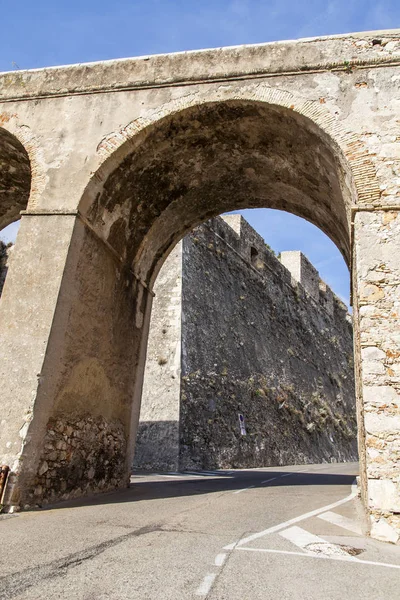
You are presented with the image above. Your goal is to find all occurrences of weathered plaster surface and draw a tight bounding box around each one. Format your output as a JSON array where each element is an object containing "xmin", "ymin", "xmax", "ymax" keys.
[
  {"xmin": 133, "ymin": 242, "xmax": 183, "ymax": 471},
  {"xmin": 0, "ymin": 215, "xmax": 76, "ymax": 478}
]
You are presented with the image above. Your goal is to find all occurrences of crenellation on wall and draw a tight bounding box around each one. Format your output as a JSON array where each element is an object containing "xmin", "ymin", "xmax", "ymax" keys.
[
  {"xmin": 319, "ymin": 280, "xmax": 335, "ymax": 316},
  {"xmin": 212, "ymin": 217, "xmax": 346, "ymax": 318},
  {"xmin": 280, "ymin": 250, "xmax": 320, "ymax": 302}
]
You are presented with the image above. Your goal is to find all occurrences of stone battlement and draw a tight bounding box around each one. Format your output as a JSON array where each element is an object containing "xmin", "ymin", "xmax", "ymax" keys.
[{"xmin": 219, "ymin": 214, "xmax": 347, "ymax": 316}]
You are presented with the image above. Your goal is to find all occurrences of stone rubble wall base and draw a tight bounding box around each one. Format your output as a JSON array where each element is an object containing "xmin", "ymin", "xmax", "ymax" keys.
[{"xmin": 29, "ymin": 415, "xmax": 128, "ymax": 507}]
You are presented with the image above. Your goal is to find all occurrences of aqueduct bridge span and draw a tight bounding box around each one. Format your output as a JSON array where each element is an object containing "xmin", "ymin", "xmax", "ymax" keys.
[{"xmin": 0, "ymin": 30, "xmax": 399, "ymax": 543}]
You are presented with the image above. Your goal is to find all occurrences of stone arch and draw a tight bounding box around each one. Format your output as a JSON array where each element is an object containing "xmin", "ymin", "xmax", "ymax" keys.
[
  {"xmin": 81, "ymin": 84, "xmax": 380, "ymax": 216},
  {"xmin": 11, "ymin": 92, "xmax": 373, "ymax": 512},
  {"xmin": 78, "ymin": 92, "xmax": 371, "ymax": 291},
  {"xmin": 0, "ymin": 126, "xmax": 32, "ymax": 230}
]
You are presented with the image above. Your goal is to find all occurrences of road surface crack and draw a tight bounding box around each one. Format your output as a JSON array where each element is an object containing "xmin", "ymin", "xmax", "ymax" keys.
[{"xmin": 0, "ymin": 523, "xmax": 163, "ymax": 599}]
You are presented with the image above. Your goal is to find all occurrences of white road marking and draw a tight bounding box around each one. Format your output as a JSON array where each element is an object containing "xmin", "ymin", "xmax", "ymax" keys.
[
  {"xmin": 199, "ymin": 470, "xmax": 233, "ymax": 476},
  {"xmin": 237, "ymin": 547, "xmax": 400, "ymax": 570},
  {"xmin": 318, "ymin": 510, "xmax": 362, "ymax": 535},
  {"xmin": 224, "ymin": 542, "xmax": 237, "ymax": 550},
  {"xmin": 196, "ymin": 573, "xmax": 217, "ymax": 596},
  {"xmin": 185, "ymin": 471, "xmax": 216, "ymax": 476},
  {"xmin": 233, "ymin": 485, "xmax": 255, "ymax": 494},
  {"xmin": 279, "ymin": 525, "xmax": 358, "ymax": 560},
  {"xmin": 233, "ymin": 470, "xmax": 297, "ymax": 495},
  {"xmin": 214, "ymin": 553, "xmax": 227, "ymax": 566},
  {"xmin": 225, "ymin": 484, "xmax": 357, "ymax": 549},
  {"xmin": 151, "ymin": 470, "xmax": 235, "ymax": 479}
]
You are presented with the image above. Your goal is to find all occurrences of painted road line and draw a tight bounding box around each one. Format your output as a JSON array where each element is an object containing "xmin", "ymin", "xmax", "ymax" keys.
[
  {"xmin": 200, "ymin": 470, "xmax": 232, "ymax": 476},
  {"xmin": 234, "ymin": 471, "xmax": 299, "ymax": 494},
  {"xmin": 233, "ymin": 485, "xmax": 255, "ymax": 494},
  {"xmin": 279, "ymin": 525, "xmax": 359, "ymax": 560},
  {"xmin": 261, "ymin": 470, "xmax": 309, "ymax": 484},
  {"xmin": 183, "ymin": 471, "xmax": 228, "ymax": 478},
  {"xmin": 236, "ymin": 547, "xmax": 400, "ymax": 569},
  {"xmin": 318, "ymin": 510, "xmax": 363, "ymax": 535},
  {"xmin": 196, "ymin": 573, "xmax": 217, "ymax": 596},
  {"xmin": 214, "ymin": 553, "xmax": 227, "ymax": 567},
  {"xmin": 185, "ymin": 471, "xmax": 216, "ymax": 476},
  {"xmin": 225, "ymin": 483, "xmax": 357, "ymax": 549}
]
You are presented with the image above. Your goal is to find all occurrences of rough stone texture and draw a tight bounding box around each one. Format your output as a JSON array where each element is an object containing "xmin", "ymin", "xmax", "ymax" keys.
[
  {"xmin": 0, "ymin": 127, "xmax": 31, "ymax": 229},
  {"xmin": 0, "ymin": 31, "xmax": 398, "ymax": 540},
  {"xmin": 31, "ymin": 415, "xmax": 127, "ymax": 506},
  {"xmin": 354, "ymin": 210, "xmax": 400, "ymax": 543},
  {"xmin": 0, "ymin": 240, "xmax": 12, "ymax": 295},
  {"xmin": 135, "ymin": 216, "xmax": 357, "ymax": 471}
]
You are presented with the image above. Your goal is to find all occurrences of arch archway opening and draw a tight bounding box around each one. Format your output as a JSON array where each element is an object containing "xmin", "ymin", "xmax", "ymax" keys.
[
  {"xmin": 134, "ymin": 208, "xmax": 357, "ymax": 474},
  {"xmin": 23, "ymin": 98, "xmax": 362, "ymax": 508},
  {"xmin": 0, "ymin": 127, "xmax": 31, "ymax": 231},
  {"xmin": 0, "ymin": 128, "xmax": 30, "ymax": 300},
  {"xmin": 81, "ymin": 100, "xmax": 355, "ymax": 290}
]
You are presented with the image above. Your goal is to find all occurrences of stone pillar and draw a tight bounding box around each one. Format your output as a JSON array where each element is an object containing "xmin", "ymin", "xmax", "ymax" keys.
[
  {"xmin": 353, "ymin": 209, "xmax": 400, "ymax": 544},
  {"xmin": 0, "ymin": 212, "xmax": 77, "ymax": 507},
  {"xmin": 0, "ymin": 213, "xmax": 154, "ymax": 508}
]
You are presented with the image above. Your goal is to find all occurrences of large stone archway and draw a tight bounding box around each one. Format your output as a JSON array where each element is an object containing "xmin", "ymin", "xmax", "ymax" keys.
[{"xmin": 0, "ymin": 30, "xmax": 399, "ymax": 543}]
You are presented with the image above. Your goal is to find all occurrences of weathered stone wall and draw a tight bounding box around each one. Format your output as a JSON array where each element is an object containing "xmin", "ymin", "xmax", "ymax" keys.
[
  {"xmin": 354, "ymin": 210, "xmax": 400, "ymax": 543},
  {"xmin": 135, "ymin": 215, "xmax": 357, "ymax": 471},
  {"xmin": 0, "ymin": 240, "xmax": 12, "ymax": 296},
  {"xmin": 133, "ymin": 243, "xmax": 183, "ymax": 471},
  {"xmin": 32, "ymin": 415, "xmax": 126, "ymax": 504}
]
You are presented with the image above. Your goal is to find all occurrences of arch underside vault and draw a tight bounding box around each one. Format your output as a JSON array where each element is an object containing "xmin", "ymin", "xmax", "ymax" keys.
[{"xmin": 83, "ymin": 101, "xmax": 354, "ymax": 288}]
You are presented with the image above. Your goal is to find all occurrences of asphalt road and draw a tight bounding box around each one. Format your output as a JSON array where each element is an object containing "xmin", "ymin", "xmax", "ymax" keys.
[{"xmin": 1, "ymin": 462, "xmax": 399, "ymax": 599}]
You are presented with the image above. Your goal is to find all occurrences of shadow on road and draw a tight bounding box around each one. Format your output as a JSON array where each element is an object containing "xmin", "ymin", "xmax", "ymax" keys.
[{"xmin": 37, "ymin": 467, "xmax": 358, "ymax": 511}]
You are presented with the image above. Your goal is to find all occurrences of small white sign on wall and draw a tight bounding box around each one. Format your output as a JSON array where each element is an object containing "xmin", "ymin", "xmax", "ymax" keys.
[{"xmin": 238, "ymin": 413, "xmax": 246, "ymax": 436}]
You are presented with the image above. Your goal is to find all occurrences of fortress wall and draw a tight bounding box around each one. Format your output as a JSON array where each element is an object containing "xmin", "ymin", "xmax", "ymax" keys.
[
  {"xmin": 0, "ymin": 241, "xmax": 13, "ymax": 297},
  {"xmin": 133, "ymin": 243, "xmax": 183, "ymax": 471},
  {"xmin": 135, "ymin": 215, "xmax": 357, "ymax": 471}
]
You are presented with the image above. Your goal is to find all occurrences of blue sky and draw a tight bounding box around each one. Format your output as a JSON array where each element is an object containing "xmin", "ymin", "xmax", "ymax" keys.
[
  {"xmin": 1, "ymin": 0, "xmax": 399, "ymax": 305},
  {"xmin": 0, "ymin": 0, "xmax": 398, "ymax": 71}
]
